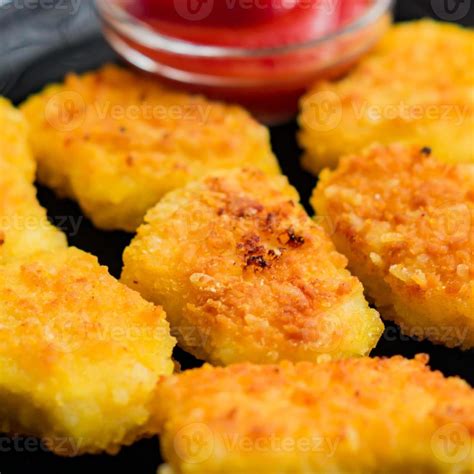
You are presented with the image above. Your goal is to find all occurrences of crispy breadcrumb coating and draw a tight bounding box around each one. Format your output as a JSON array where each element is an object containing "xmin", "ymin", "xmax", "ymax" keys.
[
  {"xmin": 0, "ymin": 160, "xmax": 67, "ymax": 263},
  {"xmin": 0, "ymin": 247, "xmax": 176, "ymax": 455},
  {"xmin": 0, "ymin": 99, "xmax": 67, "ymax": 263},
  {"xmin": 312, "ymin": 144, "xmax": 474, "ymax": 349},
  {"xmin": 20, "ymin": 65, "xmax": 280, "ymax": 231},
  {"xmin": 122, "ymin": 168, "xmax": 382, "ymax": 365},
  {"xmin": 0, "ymin": 97, "xmax": 36, "ymax": 181},
  {"xmin": 152, "ymin": 355, "xmax": 474, "ymax": 474},
  {"xmin": 299, "ymin": 20, "xmax": 474, "ymax": 173}
]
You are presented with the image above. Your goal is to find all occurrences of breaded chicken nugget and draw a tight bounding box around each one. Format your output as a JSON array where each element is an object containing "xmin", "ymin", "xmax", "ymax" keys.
[
  {"xmin": 312, "ymin": 144, "xmax": 474, "ymax": 349},
  {"xmin": 20, "ymin": 65, "xmax": 280, "ymax": 231},
  {"xmin": 0, "ymin": 160, "xmax": 67, "ymax": 263},
  {"xmin": 121, "ymin": 168, "xmax": 382, "ymax": 365},
  {"xmin": 0, "ymin": 247, "xmax": 175, "ymax": 455},
  {"xmin": 0, "ymin": 99, "xmax": 66, "ymax": 263},
  {"xmin": 152, "ymin": 355, "xmax": 474, "ymax": 474},
  {"xmin": 0, "ymin": 97, "xmax": 35, "ymax": 181},
  {"xmin": 299, "ymin": 20, "xmax": 474, "ymax": 173}
]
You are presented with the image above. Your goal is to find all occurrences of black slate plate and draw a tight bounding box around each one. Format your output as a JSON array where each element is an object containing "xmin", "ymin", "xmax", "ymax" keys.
[{"xmin": 1, "ymin": 1, "xmax": 473, "ymax": 472}]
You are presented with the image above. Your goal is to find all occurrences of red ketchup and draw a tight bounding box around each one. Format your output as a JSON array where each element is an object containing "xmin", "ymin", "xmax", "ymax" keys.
[{"xmin": 102, "ymin": 0, "xmax": 390, "ymax": 122}]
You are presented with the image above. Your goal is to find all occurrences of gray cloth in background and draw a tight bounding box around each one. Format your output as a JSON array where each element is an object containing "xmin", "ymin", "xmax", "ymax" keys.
[{"xmin": 0, "ymin": 0, "xmax": 472, "ymax": 102}]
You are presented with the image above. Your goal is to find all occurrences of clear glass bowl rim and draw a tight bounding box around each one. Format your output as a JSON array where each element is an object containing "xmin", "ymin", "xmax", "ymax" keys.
[{"xmin": 96, "ymin": 0, "xmax": 394, "ymax": 58}]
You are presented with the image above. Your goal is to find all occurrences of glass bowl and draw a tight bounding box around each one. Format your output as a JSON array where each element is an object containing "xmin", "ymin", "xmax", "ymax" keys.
[{"xmin": 96, "ymin": 0, "xmax": 394, "ymax": 123}]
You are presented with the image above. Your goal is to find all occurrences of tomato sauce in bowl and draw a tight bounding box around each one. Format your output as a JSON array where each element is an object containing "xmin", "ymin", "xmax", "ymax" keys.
[{"xmin": 97, "ymin": 0, "xmax": 393, "ymax": 123}]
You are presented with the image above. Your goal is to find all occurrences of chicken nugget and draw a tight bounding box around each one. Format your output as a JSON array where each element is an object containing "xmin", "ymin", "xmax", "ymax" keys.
[
  {"xmin": 299, "ymin": 20, "xmax": 474, "ymax": 173},
  {"xmin": 152, "ymin": 355, "xmax": 474, "ymax": 474},
  {"xmin": 20, "ymin": 65, "xmax": 280, "ymax": 231},
  {"xmin": 0, "ymin": 97, "xmax": 35, "ymax": 181},
  {"xmin": 121, "ymin": 168, "xmax": 383, "ymax": 365},
  {"xmin": 0, "ymin": 160, "xmax": 67, "ymax": 263},
  {"xmin": 312, "ymin": 144, "xmax": 474, "ymax": 349},
  {"xmin": 0, "ymin": 247, "xmax": 176, "ymax": 455},
  {"xmin": 0, "ymin": 99, "xmax": 66, "ymax": 263}
]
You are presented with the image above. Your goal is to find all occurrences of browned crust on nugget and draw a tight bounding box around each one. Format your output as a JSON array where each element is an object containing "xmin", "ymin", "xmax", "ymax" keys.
[
  {"xmin": 20, "ymin": 65, "xmax": 280, "ymax": 231},
  {"xmin": 0, "ymin": 247, "xmax": 175, "ymax": 455},
  {"xmin": 153, "ymin": 355, "xmax": 474, "ymax": 473},
  {"xmin": 299, "ymin": 20, "xmax": 474, "ymax": 172},
  {"xmin": 122, "ymin": 168, "xmax": 382, "ymax": 365},
  {"xmin": 312, "ymin": 144, "xmax": 474, "ymax": 348}
]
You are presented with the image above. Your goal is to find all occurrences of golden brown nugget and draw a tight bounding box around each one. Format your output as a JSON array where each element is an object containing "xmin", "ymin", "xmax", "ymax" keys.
[
  {"xmin": 312, "ymin": 144, "xmax": 474, "ymax": 349},
  {"xmin": 0, "ymin": 160, "xmax": 67, "ymax": 263},
  {"xmin": 0, "ymin": 99, "xmax": 66, "ymax": 263},
  {"xmin": 0, "ymin": 97, "xmax": 35, "ymax": 181},
  {"xmin": 121, "ymin": 168, "xmax": 383, "ymax": 365},
  {"xmin": 299, "ymin": 20, "xmax": 474, "ymax": 173},
  {"xmin": 152, "ymin": 355, "xmax": 474, "ymax": 474},
  {"xmin": 0, "ymin": 247, "xmax": 176, "ymax": 455},
  {"xmin": 21, "ymin": 65, "xmax": 280, "ymax": 231}
]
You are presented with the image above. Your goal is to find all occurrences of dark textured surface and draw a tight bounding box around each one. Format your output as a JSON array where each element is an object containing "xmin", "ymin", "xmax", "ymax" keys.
[{"xmin": 1, "ymin": 1, "xmax": 473, "ymax": 472}]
